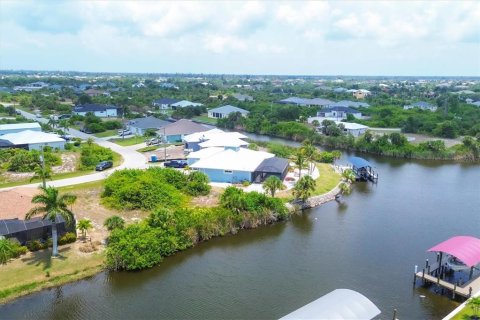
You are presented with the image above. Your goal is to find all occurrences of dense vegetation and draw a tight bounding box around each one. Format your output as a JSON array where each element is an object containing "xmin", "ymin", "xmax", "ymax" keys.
[
  {"xmin": 102, "ymin": 168, "xmax": 211, "ymax": 210},
  {"xmin": 105, "ymin": 185, "xmax": 288, "ymax": 271},
  {"xmin": 79, "ymin": 141, "xmax": 116, "ymax": 170},
  {"xmin": 0, "ymin": 148, "xmax": 61, "ymax": 172}
]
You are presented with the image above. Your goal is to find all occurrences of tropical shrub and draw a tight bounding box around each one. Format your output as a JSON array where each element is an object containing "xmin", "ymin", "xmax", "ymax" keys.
[
  {"xmin": 80, "ymin": 143, "xmax": 114, "ymax": 170},
  {"xmin": 104, "ymin": 215, "xmax": 125, "ymax": 231},
  {"xmin": 184, "ymin": 171, "xmax": 211, "ymax": 196},
  {"xmin": 58, "ymin": 232, "xmax": 77, "ymax": 245}
]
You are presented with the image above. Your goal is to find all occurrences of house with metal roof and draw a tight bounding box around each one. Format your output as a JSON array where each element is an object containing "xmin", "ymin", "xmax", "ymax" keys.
[
  {"xmin": 316, "ymin": 106, "xmax": 362, "ymax": 120},
  {"xmin": 156, "ymin": 119, "xmax": 209, "ymax": 143},
  {"xmin": 171, "ymin": 100, "xmax": 203, "ymax": 109},
  {"xmin": 0, "ymin": 130, "xmax": 66, "ymax": 150},
  {"xmin": 403, "ymin": 101, "xmax": 437, "ymax": 111},
  {"xmin": 278, "ymin": 97, "xmax": 334, "ymax": 107},
  {"xmin": 183, "ymin": 128, "xmax": 248, "ymax": 151},
  {"xmin": 73, "ymin": 104, "xmax": 121, "ymax": 117},
  {"xmin": 127, "ymin": 116, "xmax": 171, "ymax": 136},
  {"xmin": 207, "ymin": 105, "xmax": 249, "ymax": 119},
  {"xmin": 335, "ymin": 100, "xmax": 370, "ymax": 108},
  {"xmin": 232, "ymin": 93, "xmax": 254, "ymax": 102},
  {"xmin": 0, "ymin": 122, "xmax": 41, "ymax": 135},
  {"xmin": 152, "ymin": 98, "xmax": 180, "ymax": 109}
]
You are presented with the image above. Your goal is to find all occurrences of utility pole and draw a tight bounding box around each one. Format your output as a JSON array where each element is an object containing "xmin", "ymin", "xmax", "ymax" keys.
[
  {"xmin": 40, "ymin": 145, "xmax": 46, "ymax": 188},
  {"xmin": 163, "ymin": 127, "xmax": 167, "ymax": 161}
]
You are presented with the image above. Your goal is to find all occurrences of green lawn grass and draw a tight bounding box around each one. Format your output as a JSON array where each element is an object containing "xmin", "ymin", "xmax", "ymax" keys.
[
  {"xmin": 137, "ymin": 145, "xmax": 160, "ymax": 152},
  {"xmin": 192, "ymin": 115, "xmax": 218, "ymax": 125},
  {"xmin": 109, "ymin": 136, "xmax": 145, "ymax": 146},
  {"xmin": 452, "ymin": 303, "xmax": 479, "ymax": 319},
  {"xmin": 93, "ymin": 129, "xmax": 118, "ymax": 138},
  {"xmin": 312, "ymin": 163, "xmax": 342, "ymax": 196}
]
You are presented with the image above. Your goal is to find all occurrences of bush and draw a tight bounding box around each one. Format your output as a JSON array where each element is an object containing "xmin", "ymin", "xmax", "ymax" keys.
[
  {"xmin": 184, "ymin": 171, "xmax": 211, "ymax": 196},
  {"xmin": 7, "ymin": 149, "xmax": 61, "ymax": 172},
  {"xmin": 58, "ymin": 232, "xmax": 77, "ymax": 245},
  {"xmin": 80, "ymin": 143, "xmax": 114, "ymax": 170},
  {"xmin": 26, "ymin": 240, "xmax": 43, "ymax": 252}
]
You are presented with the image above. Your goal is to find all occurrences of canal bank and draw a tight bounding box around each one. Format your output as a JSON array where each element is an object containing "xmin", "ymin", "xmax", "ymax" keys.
[{"xmin": 0, "ymin": 139, "xmax": 478, "ymax": 319}]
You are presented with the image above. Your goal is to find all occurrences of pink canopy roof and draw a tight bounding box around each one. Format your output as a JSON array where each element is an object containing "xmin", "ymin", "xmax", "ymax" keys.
[{"xmin": 428, "ymin": 236, "xmax": 480, "ymax": 268}]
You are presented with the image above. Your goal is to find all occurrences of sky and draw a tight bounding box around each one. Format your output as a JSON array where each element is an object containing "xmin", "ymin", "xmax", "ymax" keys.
[{"xmin": 1, "ymin": 1, "xmax": 479, "ymax": 76}]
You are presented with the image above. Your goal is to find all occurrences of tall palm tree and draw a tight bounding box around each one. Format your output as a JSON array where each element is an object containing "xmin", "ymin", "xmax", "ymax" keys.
[
  {"xmin": 30, "ymin": 164, "xmax": 52, "ymax": 188},
  {"xmin": 58, "ymin": 119, "xmax": 70, "ymax": 134},
  {"xmin": 293, "ymin": 175, "xmax": 316, "ymax": 202},
  {"xmin": 301, "ymin": 140, "xmax": 317, "ymax": 175},
  {"xmin": 292, "ymin": 148, "xmax": 306, "ymax": 179},
  {"xmin": 25, "ymin": 187, "xmax": 77, "ymax": 257},
  {"xmin": 77, "ymin": 218, "xmax": 92, "ymax": 240},
  {"xmin": 263, "ymin": 175, "xmax": 285, "ymax": 197},
  {"xmin": 47, "ymin": 117, "xmax": 58, "ymax": 129}
]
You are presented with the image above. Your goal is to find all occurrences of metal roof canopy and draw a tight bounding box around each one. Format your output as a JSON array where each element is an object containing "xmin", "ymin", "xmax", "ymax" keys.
[
  {"xmin": 280, "ymin": 289, "xmax": 381, "ymax": 320},
  {"xmin": 428, "ymin": 236, "xmax": 480, "ymax": 268},
  {"xmin": 349, "ymin": 156, "xmax": 373, "ymax": 169}
]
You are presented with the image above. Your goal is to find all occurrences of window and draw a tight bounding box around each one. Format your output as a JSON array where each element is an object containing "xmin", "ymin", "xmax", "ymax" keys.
[{"xmin": 224, "ymin": 170, "xmax": 233, "ymax": 174}]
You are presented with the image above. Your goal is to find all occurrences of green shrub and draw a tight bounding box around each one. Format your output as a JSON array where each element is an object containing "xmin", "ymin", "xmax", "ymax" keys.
[
  {"xmin": 0, "ymin": 238, "xmax": 15, "ymax": 264},
  {"xmin": 184, "ymin": 171, "xmax": 211, "ymax": 196},
  {"xmin": 7, "ymin": 149, "xmax": 61, "ymax": 172},
  {"xmin": 26, "ymin": 240, "xmax": 43, "ymax": 252},
  {"xmin": 58, "ymin": 232, "xmax": 77, "ymax": 245},
  {"xmin": 80, "ymin": 143, "xmax": 114, "ymax": 170},
  {"xmin": 241, "ymin": 180, "xmax": 250, "ymax": 187}
]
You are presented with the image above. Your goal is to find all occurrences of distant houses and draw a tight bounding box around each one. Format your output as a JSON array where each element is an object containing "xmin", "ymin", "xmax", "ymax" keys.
[
  {"xmin": 127, "ymin": 116, "xmax": 171, "ymax": 136},
  {"xmin": 232, "ymin": 93, "xmax": 254, "ymax": 102},
  {"xmin": 207, "ymin": 105, "xmax": 249, "ymax": 119},
  {"xmin": 171, "ymin": 100, "xmax": 203, "ymax": 109},
  {"xmin": 152, "ymin": 98, "xmax": 180, "ymax": 110},
  {"xmin": 351, "ymin": 89, "xmax": 371, "ymax": 99},
  {"xmin": 73, "ymin": 104, "xmax": 121, "ymax": 117},
  {"xmin": 278, "ymin": 97, "xmax": 334, "ymax": 107},
  {"xmin": 403, "ymin": 101, "xmax": 437, "ymax": 111}
]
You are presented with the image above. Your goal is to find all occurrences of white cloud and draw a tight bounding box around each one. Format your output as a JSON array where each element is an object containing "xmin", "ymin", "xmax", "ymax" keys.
[{"xmin": 203, "ymin": 34, "xmax": 247, "ymax": 54}]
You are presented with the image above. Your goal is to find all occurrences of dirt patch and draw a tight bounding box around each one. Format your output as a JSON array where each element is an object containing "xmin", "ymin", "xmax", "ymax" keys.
[
  {"xmin": 144, "ymin": 145, "xmax": 185, "ymax": 161},
  {"xmin": 190, "ymin": 187, "xmax": 222, "ymax": 207},
  {"xmin": 405, "ymin": 133, "xmax": 462, "ymax": 148},
  {"xmin": 71, "ymin": 186, "xmax": 148, "ymax": 242},
  {"xmin": 52, "ymin": 153, "xmax": 78, "ymax": 173},
  {"xmin": 1, "ymin": 171, "xmax": 34, "ymax": 182}
]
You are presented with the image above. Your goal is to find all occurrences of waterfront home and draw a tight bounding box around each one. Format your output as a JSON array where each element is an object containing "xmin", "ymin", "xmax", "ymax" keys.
[
  {"xmin": 232, "ymin": 93, "xmax": 254, "ymax": 102},
  {"xmin": 0, "ymin": 130, "xmax": 66, "ymax": 150},
  {"xmin": 189, "ymin": 147, "xmax": 288, "ymax": 183},
  {"xmin": 207, "ymin": 105, "xmax": 249, "ymax": 119},
  {"xmin": 73, "ymin": 104, "xmax": 121, "ymax": 117},
  {"xmin": 403, "ymin": 101, "xmax": 437, "ymax": 111},
  {"xmin": 316, "ymin": 106, "xmax": 362, "ymax": 120},
  {"xmin": 152, "ymin": 98, "xmax": 180, "ymax": 110},
  {"xmin": 183, "ymin": 128, "xmax": 247, "ymax": 151},
  {"xmin": 337, "ymin": 122, "xmax": 369, "ymax": 137},
  {"xmin": 0, "ymin": 122, "xmax": 41, "ymax": 135},
  {"xmin": 156, "ymin": 119, "xmax": 209, "ymax": 143},
  {"xmin": 127, "ymin": 116, "xmax": 171, "ymax": 136},
  {"xmin": 171, "ymin": 100, "xmax": 203, "ymax": 109}
]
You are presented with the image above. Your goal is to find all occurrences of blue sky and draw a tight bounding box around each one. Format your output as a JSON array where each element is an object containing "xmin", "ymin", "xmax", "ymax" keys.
[{"xmin": 1, "ymin": 1, "xmax": 479, "ymax": 76}]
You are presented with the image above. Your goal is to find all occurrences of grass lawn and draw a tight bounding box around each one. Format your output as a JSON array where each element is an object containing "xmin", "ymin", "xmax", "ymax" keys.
[
  {"xmin": 137, "ymin": 145, "xmax": 160, "ymax": 152},
  {"xmin": 192, "ymin": 115, "xmax": 218, "ymax": 125},
  {"xmin": 452, "ymin": 303, "xmax": 479, "ymax": 319},
  {"xmin": 0, "ymin": 245, "xmax": 104, "ymax": 303},
  {"xmin": 93, "ymin": 129, "xmax": 118, "ymax": 138},
  {"xmin": 311, "ymin": 163, "xmax": 342, "ymax": 196},
  {"xmin": 109, "ymin": 136, "xmax": 145, "ymax": 146}
]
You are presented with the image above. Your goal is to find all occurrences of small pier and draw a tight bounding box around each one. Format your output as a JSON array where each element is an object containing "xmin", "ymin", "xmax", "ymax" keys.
[
  {"xmin": 414, "ymin": 236, "xmax": 480, "ymax": 299},
  {"xmin": 348, "ymin": 157, "xmax": 378, "ymax": 182}
]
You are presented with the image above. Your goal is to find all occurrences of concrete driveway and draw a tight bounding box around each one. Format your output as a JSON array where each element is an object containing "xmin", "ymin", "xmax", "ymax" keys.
[{"xmin": 0, "ymin": 110, "xmax": 147, "ymax": 190}]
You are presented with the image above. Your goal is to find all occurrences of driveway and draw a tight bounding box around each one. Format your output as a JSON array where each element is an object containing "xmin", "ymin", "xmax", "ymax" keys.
[{"xmin": 0, "ymin": 110, "xmax": 147, "ymax": 190}]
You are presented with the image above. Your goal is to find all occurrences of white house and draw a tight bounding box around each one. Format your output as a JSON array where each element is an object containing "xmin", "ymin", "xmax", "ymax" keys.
[
  {"xmin": 336, "ymin": 122, "xmax": 369, "ymax": 137},
  {"xmin": 183, "ymin": 128, "xmax": 248, "ymax": 151},
  {"xmin": 403, "ymin": 101, "xmax": 437, "ymax": 112},
  {"xmin": 127, "ymin": 116, "xmax": 171, "ymax": 136},
  {"xmin": 0, "ymin": 130, "xmax": 65, "ymax": 150},
  {"xmin": 152, "ymin": 98, "xmax": 180, "ymax": 110},
  {"xmin": 0, "ymin": 122, "xmax": 41, "ymax": 135},
  {"xmin": 207, "ymin": 105, "xmax": 249, "ymax": 119},
  {"xmin": 73, "ymin": 104, "xmax": 120, "ymax": 117},
  {"xmin": 316, "ymin": 106, "xmax": 362, "ymax": 120},
  {"xmin": 171, "ymin": 100, "xmax": 203, "ymax": 109}
]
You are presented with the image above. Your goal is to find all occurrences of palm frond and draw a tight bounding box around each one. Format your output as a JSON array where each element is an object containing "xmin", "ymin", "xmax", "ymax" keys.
[{"xmin": 25, "ymin": 206, "xmax": 47, "ymax": 220}]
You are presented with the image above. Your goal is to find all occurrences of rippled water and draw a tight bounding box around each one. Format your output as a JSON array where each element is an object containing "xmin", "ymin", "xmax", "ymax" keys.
[{"xmin": 1, "ymin": 150, "xmax": 479, "ymax": 319}]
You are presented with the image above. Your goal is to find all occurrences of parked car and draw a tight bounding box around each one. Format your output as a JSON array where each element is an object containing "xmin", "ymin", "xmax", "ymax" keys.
[
  {"xmin": 146, "ymin": 138, "xmax": 161, "ymax": 146},
  {"xmin": 95, "ymin": 161, "xmax": 113, "ymax": 171},
  {"xmin": 15, "ymin": 109, "xmax": 21, "ymax": 115},
  {"xmin": 60, "ymin": 134, "xmax": 74, "ymax": 141},
  {"xmin": 80, "ymin": 127, "xmax": 93, "ymax": 134},
  {"xmin": 164, "ymin": 160, "xmax": 188, "ymax": 168},
  {"xmin": 119, "ymin": 130, "xmax": 132, "ymax": 136},
  {"xmin": 58, "ymin": 114, "xmax": 71, "ymax": 120},
  {"xmin": 35, "ymin": 113, "xmax": 42, "ymax": 118}
]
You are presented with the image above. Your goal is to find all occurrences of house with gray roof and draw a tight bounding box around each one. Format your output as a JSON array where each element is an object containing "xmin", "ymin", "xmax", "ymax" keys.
[
  {"xmin": 152, "ymin": 98, "xmax": 180, "ymax": 109},
  {"xmin": 127, "ymin": 116, "xmax": 172, "ymax": 136},
  {"xmin": 403, "ymin": 101, "xmax": 437, "ymax": 112},
  {"xmin": 316, "ymin": 106, "xmax": 362, "ymax": 120},
  {"xmin": 232, "ymin": 93, "xmax": 254, "ymax": 102},
  {"xmin": 278, "ymin": 97, "xmax": 334, "ymax": 107},
  {"xmin": 156, "ymin": 119, "xmax": 209, "ymax": 143},
  {"xmin": 335, "ymin": 100, "xmax": 370, "ymax": 108},
  {"xmin": 208, "ymin": 105, "xmax": 249, "ymax": 119}
]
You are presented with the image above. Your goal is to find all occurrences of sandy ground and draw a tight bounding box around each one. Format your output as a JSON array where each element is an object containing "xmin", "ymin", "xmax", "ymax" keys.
[
  {"xmin": 142, "ymin": 145, "xmax": 186, "ymax": 161},
  {"xmin": 369, "ymin": 128, "xmax": 462, "ymax": 148}
]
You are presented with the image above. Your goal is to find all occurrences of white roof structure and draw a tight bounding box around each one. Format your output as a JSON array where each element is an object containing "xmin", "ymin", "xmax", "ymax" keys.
[
  {"xmin": 1, "ymin": 130, "xmax": 65, "ymax": 145},
  {"xmin": 335, "ymin": 122, "xmax": 369, "ymax": 130},
  {"xmin": 0, "ymin": 122, "xmax": 41, "ymax": 132},
  {"xmin": 183, "ymin": 128, "xmax": 248, "ymax": 143},
  {"xmin": 280, "ymin": 289, "xmax": 381, "ymax": 320},
  {"xmin": 171, "ymin": 100, "xmax": 203, "ymax": 108},
  {"xmin": 187, "ymin": 147, "xmax": 224, "ymax": 160},
  {"xmin": 190, "ymin": 148, "xmax": 274, "ymax": 172},
  {"xmin": 199, "ymin": 136, "xmax": 249, "ymax": 148}
]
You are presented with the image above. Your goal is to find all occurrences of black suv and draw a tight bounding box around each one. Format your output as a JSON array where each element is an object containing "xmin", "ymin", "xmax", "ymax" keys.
[
  {"xmin": 164, "ymin": 160, "xmax": 188, "ymax": 168},
  {"xmin": 95, "ymin": 161, "xmax": 113, "ymax": 171}
]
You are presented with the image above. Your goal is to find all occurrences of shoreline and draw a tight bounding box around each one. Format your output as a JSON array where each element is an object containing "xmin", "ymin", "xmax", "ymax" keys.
[{"xmin": 0, "ymin": 167, "xmax": 342, "ymax": 305}]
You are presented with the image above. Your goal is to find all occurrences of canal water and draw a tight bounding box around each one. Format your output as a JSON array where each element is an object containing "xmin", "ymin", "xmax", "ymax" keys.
[{"xmin": 1, "ymin": 139, "xmax": 479, "ymax": 319}]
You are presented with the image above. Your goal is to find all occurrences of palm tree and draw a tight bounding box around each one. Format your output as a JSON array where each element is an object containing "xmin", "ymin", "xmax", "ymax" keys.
[
  {"xmin": 301, "ymin": 140, "xmax": 317, "ymax": 175},
  {"xmin": 25, "ymin": 187, "xmax": 77, "ymax": 257},
  {"xmin": 292, "ymin": 148, "xmax": 306, "ymax": 179},
  {"xmin": 58, "ymin": 120, "xmax": 70, "ymax": 134},
  {"xmin": 77, "ymin": 218, "xmax": 93, "ymax": 240},
  {"xmin": 30, "ymin": 164, "xmax": 52, "ymax": 188},
  {"xmin": 339, "ymin": 182, "xmax": 352, "ymax": 195},
  {"xmin": 342, "ymin": 169, "xmax": 356, "ymax": 183},
  {"xmin": 47, "ymin": 117, "xmax": 58, "ymax": 129},
  {"xmin": 293, "ymin": 175, "xmax": 316, "ymax": 202},
  {"xmin": 104, "ymin": 215, "xmax": 125, "ymax": 231},
  {"xmin": 263, "ymin": 176, "xmax": 285, "ymax": 197}
]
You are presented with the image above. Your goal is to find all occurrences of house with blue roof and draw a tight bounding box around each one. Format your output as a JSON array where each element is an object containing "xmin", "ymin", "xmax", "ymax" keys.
[
  {"xmin": 403, "ymin": 101, "xmax": 437, "ymax": 111},
  {"xmin": 207, "ymin": 105, "xmax": 249, "ymax": 119}
]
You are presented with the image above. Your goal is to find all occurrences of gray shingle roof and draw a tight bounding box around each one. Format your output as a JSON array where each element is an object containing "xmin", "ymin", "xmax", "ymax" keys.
[
  {"xmin": 153, "ymin": 98, "xmax": 180, "ymax": 105},
  {"xmin": 209, "ymin": 105, "xmax": 249, "ymax": 115},
  {"xmin": 128, "ymin": 116, "xmax": 171, "ymax": 130},
  {"xmin": 158, "ymin": 119, "xmax": 209, "ymax": 136},
  {"xmin": 255, "ymin": 157, "xmax": 290, "ymax": 173},
  {"xmin": 74, "ymin": 104, "xmax": 119, "ymax": 112}
]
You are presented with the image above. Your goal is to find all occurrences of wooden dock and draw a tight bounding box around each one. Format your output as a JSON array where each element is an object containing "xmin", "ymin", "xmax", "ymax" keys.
[{"xmin": 414, "ymin": 262, "xmax": 480, "ymax": 298}]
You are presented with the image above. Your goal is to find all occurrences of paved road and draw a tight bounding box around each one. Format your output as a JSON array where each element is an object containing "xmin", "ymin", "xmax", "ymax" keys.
[{"xmin": 1, "ymin": 110, "xmax": 147, "ymax": 190}]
